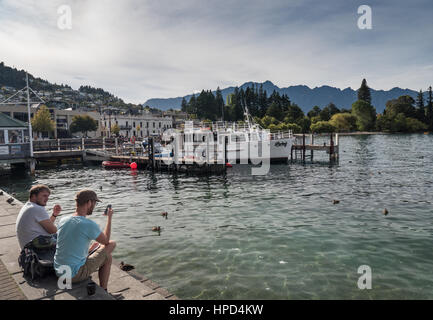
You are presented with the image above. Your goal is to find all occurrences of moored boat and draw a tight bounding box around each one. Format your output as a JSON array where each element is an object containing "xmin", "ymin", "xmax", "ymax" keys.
[{"xmin": 102, "ymin": 161, "xmax": 131, "ymax": 169}]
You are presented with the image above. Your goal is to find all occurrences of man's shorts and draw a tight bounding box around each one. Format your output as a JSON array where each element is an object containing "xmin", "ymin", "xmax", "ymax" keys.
[{"xmin": 71, "ymin": 247, "xmax": 108, "ymax": 283}]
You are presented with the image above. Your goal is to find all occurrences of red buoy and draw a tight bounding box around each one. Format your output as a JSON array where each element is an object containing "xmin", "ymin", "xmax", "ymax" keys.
[
  {"xmin": 225, "ymin": 162, "xmax": 232, "ymax": 168},
  {"xmin": 130, "ymin": 162, "xmax": 138, "ymax": 170}
]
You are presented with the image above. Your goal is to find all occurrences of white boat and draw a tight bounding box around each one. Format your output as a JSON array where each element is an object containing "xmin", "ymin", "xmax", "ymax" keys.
[{"xmin": 163, "ymin": 106, "xmax": 295, "ymax": 164}]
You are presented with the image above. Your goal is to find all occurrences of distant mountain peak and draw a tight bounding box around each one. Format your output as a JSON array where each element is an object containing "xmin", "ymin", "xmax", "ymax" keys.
[{"xmin": 144, "ymin": 81, "xmax": 419, "ymax": 114}]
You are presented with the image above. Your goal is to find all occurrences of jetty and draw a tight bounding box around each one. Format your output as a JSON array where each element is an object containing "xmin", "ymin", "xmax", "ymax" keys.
[
  {"xmin": 0, "ymin": 189, "xmax": 178, "ymax": 300},
  {"xmin": 291, "ymin": 133, "xmax": 339, "ymax": 163}
]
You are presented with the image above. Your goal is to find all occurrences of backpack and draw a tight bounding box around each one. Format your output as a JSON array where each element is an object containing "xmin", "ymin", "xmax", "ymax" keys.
[{"xmin": 18, "ymin": 242, "xmax": 56, "ymax": 280}]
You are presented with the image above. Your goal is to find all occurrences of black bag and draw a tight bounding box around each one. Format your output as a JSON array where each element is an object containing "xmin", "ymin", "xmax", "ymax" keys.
[{"xmin": 18, "ymin": 243, "xmax": 56, "ymax": 280}]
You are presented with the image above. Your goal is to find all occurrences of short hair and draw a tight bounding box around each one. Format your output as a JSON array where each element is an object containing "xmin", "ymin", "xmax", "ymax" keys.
[
  {"xmin": 29, "ymin": 184, "xmax": 51, "ymax": 200},
  {"xmin": 75, "ymin": 189, "xmax": 101, "ymax": 207}
]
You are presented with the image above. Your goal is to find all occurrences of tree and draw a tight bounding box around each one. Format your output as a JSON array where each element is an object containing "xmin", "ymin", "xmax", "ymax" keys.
[
  {"xmin": 310, "ymin": 115, "xmax": 321, "ymax": 124},
  {"xmin": 284, "ymin": 104, "xmax": 304, "ymax": 123},
  {"xmin": 318, "ymin": 103, "xmax": 339, "ymax": 122},
  {"xmin": 111, "ymin": 124, "xmax": 120, "ymax": 136},
  {"xmin": 181, "ymin": 97, "xmax": 188, "ymax": 112},
  {"xmin": 351, "ymin": 100, "xmax": 376, "ymax": 131},
  {"xmin": 357, "ymin": 78, "xmax": 371, "ymax": 104},
  {"xmin": 31, "ymin": 105, "xmax": 55, "ymax": 137},
  {"xmin": 384, "ymin": 95, "xmax": 416, "ymax": 119},
  {"xmin": 296, "ymin": 117, "xmax": 311, "ymax": 133},
  {"xmin": 310, "ymin": 121, "xmax": 336, "ymax": 133},
  {"xmin": 70, "ymin": 115, "xmax": 98, "ymax": 137},
  {"xmin": 260, "ymin": 115, "xmax": 278, "ymax": 128},
  {"xmin": 330, "ymin": 113, "xmax": 357, "ymax": 132},
  {"xmin": 426, "ymin": 86, "xmax": 433, "ymax": 130},
  {"xmin": 307, "ymin": 106, "xmax": 321, "ymax": 118},
  {"xmin": 416, "ymin": 89, "xmax": 425, "ymax": 122},
  {"xmin": 266, "ymin": 102, "xmax": 284, "ymax": 120},
  {"xmin": 215, "ymin": 87, "xmax": 225, "ymax": 121},
  {"xmin": 375, "ymin": 112, "xmax": 427, "ymax": 133}
]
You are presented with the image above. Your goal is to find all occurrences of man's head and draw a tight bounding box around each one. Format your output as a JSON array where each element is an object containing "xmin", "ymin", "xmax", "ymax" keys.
[
  {"xmin": 29, "ymin": 185, "xmax": 51, "ymax": 206},
  {"xmin": 75, "ymin": 189, "xmax": 101, "ymax": 215}
]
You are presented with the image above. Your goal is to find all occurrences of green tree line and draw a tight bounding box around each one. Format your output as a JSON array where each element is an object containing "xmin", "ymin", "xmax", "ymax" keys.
[{"xmin": 181, "ymin": 79, "xmax": 433, "ymax": 134}]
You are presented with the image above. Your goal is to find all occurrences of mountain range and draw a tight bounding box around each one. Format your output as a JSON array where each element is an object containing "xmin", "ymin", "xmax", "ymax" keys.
[
  {"xmin": 144, "ymin": 80, "xmax": 422, "ymax": 114},
  {"xmin": 0, "ymin": 61, "xmax": 422, "ymax": 114}
]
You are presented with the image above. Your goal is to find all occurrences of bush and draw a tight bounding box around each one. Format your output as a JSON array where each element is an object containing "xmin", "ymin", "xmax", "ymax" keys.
[
  {"xmin": 310, "ymin": 121, "xmax": 336, "ymax": 133},
  {"xmin": 330, "ymin": 113, "xmax": 357, "ymax": 132}
]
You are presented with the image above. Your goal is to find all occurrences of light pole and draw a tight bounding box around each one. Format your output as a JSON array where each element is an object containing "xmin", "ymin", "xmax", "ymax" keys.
[{"xmin": 26, "ymin": 73, "xmax": 34, "ymax": 157}]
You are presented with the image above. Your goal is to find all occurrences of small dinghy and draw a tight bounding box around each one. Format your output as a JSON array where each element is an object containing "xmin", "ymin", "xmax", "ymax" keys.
[{"xmin": 102, "ymin": 161, "xmax": 131, "ymax": 169}]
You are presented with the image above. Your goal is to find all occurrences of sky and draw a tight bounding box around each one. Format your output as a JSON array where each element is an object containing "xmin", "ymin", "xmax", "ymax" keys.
[{"xmin": 0, "ymin": 0, "xmax": 432, "ymax": 104}]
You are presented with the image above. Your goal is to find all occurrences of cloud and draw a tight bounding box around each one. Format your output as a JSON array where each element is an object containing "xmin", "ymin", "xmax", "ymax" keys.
[{"xmin": 0, "ymin": 0, "xmax": 432, "ymax": 104}]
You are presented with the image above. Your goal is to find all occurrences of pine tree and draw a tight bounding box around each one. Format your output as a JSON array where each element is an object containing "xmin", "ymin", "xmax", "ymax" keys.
[
  {"xmin": 357, "ymin": 79, "xmax": 371, "ymax": 104},
  {"xmin": 427, "ymin": 86, "xmax": 433, "ymax": 130},
  {"xmin": 181, "ymin": 97, "xmax": 188, "ymax": 112},
  {"xmin": 258, "ymin": 84, "xmax": 267, "ymax": 117},
  {"xmin": 215, "ymin": 87, "xmax": 224, "ymax": 121},
  {"xmin": 416, "ymin": 89, "xmax": 425, "ymax": 122}
]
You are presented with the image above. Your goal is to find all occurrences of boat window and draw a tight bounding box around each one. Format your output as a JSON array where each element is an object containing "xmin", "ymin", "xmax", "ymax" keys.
[{"xmin": 231, "ymin": 134, "xmax": 246, "ymax": 142}]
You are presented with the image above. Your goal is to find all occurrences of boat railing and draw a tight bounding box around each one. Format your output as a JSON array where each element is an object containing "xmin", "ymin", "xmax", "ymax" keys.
[{"xmin": 269, "ymin": 130, "xmax": 293, "ymax": 140}]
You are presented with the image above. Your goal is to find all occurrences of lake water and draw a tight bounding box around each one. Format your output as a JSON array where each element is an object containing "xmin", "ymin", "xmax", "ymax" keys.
[{"xmin": 1, "ymin": 134, "xmax": 432, "ymax": 299}]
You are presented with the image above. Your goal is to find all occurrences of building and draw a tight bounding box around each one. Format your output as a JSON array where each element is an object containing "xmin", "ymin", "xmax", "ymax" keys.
[
  {"xmin": 101, "ymin": 113, "xmax": 173, "ymax": 138},
  {"xmin": 0, "ymin": 104, "xmax": 102, "ymax": 139},
  {"xmin": 0, "ymin": 113, "xmax": 31, "ymax": 165},
  {"xmin": 162, "ymin": 110, "xmax": 189, "ymax": 128}
]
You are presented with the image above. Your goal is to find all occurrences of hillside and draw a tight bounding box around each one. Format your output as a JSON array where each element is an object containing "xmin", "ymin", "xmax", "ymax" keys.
[{"xmin": 0, "ymin": 62, "xmax": 139, "ymax": 111}]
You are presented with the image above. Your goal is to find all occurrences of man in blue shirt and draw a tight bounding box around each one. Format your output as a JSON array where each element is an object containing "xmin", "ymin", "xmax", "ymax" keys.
[{"xmin": 54, "ymin": 189, "xmax": 116, "ymax": 291}]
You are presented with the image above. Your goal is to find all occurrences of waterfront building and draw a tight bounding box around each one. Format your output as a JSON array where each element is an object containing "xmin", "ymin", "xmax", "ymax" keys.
[
  {"xmin": 100, "ymin": 112, "xmax": 173, "ymax": 138},
  {"xmin": 0, "ymin": 112, "xmax": 31, "ymax": 165},
  {"xmin": 0, "ymin": 104, "xmax": 102, "ymax": 139}
]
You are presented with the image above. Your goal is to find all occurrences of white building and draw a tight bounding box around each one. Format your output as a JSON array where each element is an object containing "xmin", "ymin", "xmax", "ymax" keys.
[{"xmin": 101, "ymin": 113, "xmax": 173, "ymax": 138}]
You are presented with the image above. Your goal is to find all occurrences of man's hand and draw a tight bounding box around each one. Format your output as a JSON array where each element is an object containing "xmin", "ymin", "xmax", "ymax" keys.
[
  {"xmin": 88, "ymin": 242, "xmax": 100, "ymax": 254},
  {"xmin": 106, "ymin": 207, "xmax": 113, "ymax": 218},
  {"xmin": 52, "ymin": 204, "xmax": 62, "ymax": 217}
]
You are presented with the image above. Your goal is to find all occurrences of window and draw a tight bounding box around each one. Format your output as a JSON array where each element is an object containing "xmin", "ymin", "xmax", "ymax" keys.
[
  {"xmin": 153, "ymin": 122, "xmax": 155, "ymax": 128},
  {"xmin": 126, "ymin": 121, "xmax": 129, "ymax": 127},
  {"xmin": 133, "ymin": 122, "xmax": 136, "ymax": 127},
  {"xmin": 140, "ymin": 122, "xmax": 142, "ymax": 127},
  {"xmin": 0, "ymin": 130, "xmax": 4, "ymax": 144},
  {"xmin": 8, "ymin": 130, "xmax": 21, "ymax": 143},
  {"xmin": 159, "ymin": 122, "xmax": 161, "ymax": 128},
  {"xmin": 13, "ymin": 112, "xmax": 28, "ymax": 122}
]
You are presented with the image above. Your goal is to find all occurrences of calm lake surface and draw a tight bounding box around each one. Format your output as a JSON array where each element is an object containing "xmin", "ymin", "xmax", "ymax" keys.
[{"xmin": 1, "ymin": 134, "xmax": 433, "ymax": 299}]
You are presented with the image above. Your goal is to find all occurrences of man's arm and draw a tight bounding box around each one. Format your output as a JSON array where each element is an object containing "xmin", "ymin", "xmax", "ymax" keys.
[
  {"xmin": 95, "ymin": 207, "xmax": 113, "ymax": 245},
  {"xmin": 49, "ymin": 205, "xmax": 61, "ymax": 223},
  {"xmin": 38, "ymin": 219, "xmax": 57, "ymax": 234}
]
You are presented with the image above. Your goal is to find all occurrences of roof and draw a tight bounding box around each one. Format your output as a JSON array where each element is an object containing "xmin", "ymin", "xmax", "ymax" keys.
[{"xmin": 0, "ymin": 112, "xmax": 28, "ymax": 128}]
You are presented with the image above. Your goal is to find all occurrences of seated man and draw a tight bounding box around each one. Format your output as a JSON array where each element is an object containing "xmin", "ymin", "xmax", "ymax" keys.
[
  {"xmin": 54, "ymin": 190, "xmax": 116, "ymax": 291},
  {"xmin": 16, "ymin": 184, "xmax": 61, "ymax": 250}
]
